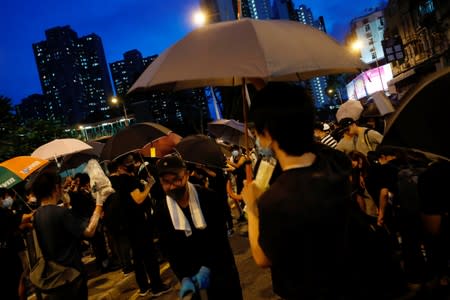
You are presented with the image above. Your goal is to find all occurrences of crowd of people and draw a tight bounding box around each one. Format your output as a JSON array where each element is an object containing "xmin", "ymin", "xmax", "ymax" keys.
[{"xmin": 1, "ymin": 82, "xmax": 449, "ymax": 300}]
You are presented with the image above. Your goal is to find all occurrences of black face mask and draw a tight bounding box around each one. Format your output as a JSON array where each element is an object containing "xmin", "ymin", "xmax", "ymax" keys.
[
  {"xmin": 167, "ymin": 186, "xmax": 187, "ymax": 201},
  {"xmin": 125, "ymin": 164, "xmax": 135, "ymax": 173}
]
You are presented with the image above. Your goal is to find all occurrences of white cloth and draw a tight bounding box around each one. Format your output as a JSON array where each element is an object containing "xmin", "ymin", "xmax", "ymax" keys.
[
  {"xmin": 83, "ymin": 159, "xmax": 115, "ymax": 205},
  {"xmin": 166, "ymin": 182, "xmax": 207, "ymax": 236}
]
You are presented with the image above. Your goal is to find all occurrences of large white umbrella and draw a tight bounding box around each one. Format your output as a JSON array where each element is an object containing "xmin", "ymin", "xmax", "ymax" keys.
[
  {"xmin": 129, "ymin": 18, "xmax": 367, "ymax": 181},
  {"xmin": 129, "ymin": 18, "xmax": 367, "ymax": 93},
  {"xmin": 31, "ymin": 138, "xmax": 93, "ymax": 160}
]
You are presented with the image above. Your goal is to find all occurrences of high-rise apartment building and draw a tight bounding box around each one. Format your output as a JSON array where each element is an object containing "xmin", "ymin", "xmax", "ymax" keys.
[
  {"xmin": 272, "ymin": 0, "xmax": 297, "ymax": 20},
  {"xmin": 242, "ymin": 0, "xmax": 271, "ymax": 19},
  {"xmin": 350, "ymin": 7, "xmax": 386, "ymax": 65},
  {"xmin": 296, "ymin": 4, "xmax": 330, "ymax": 108},
  {"xmin": 200, "ymin": 0, "xmax": 236, "ymax": 22},
  {"xmin": 32, "ymin": 26, "xmax": 113, "ymax": 125},
  {"xmin": 109, "ymin": 49, "xmax": 157, "ymax": 97}
]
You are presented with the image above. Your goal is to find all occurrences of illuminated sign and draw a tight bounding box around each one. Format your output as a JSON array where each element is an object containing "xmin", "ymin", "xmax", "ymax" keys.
[{"xmin": 346, "ymin": 64, "xmax": 393, "ymax": 100}]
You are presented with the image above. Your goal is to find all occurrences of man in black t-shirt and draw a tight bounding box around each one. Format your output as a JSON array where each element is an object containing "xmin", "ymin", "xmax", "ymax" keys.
[
  {"xmin": 31, "ymin": 170, "xmax": 105, "ymax": 300},
  {"xmin": 242, "ymin": 83, "xmax": 370, "ymax": 299},
  {"xmin": 113, "ymin": 154, "xmax": 171, "ymax": 297}
]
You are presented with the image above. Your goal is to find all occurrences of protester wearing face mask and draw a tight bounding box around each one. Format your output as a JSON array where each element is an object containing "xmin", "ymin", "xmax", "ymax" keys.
[
  {"xmin": 112, "ymin": 154, "xmax": 171, "ymax": 297},
  {"xmin": 228, "ymin": 145, "xmax": 248, "ymax": 195},
  {"xmin": 242, "ymin": 82, "xmax": 376, "ymax": 299},
  {"xmin": 0, "ymin": 188, "xmax": 34, "ymax": 300},
  {"xmin": 154, "ymin": 154, "xmax": 243, "ymax": 299}
]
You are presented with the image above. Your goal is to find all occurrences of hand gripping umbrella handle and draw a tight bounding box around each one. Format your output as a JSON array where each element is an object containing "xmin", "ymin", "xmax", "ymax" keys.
[{"xmin": 245, "ymin": 163, "xmax": 253, "ymax": 183}]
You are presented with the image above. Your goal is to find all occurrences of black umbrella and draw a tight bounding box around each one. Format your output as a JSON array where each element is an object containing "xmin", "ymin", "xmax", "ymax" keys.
[
  {"xmin": 207, "ymin": 119, "xmax": 255, "ymax": 149},
  {"xmin": 381, "ymin": 67, "xmax": 450, "ymax": 159},
  {"xmin": 60, "ymin": 141, "xmax": 105, "ymax": 172},
  {"xmin": 175, "ymin": 134, "xmax": 227, "ymax": 169},
  {"xmin": 100, "ymin": 122, "xmax": 173, "ymax": 161}
]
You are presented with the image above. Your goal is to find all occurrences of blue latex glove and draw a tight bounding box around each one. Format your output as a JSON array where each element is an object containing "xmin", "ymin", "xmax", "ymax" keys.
[
  {"xmin": 192, "ymin": 266, "xmax": 211, "ymax": 289},
  {"xmin": 179, "ymin": 277, "xmax": 196, "ymax": 298}
]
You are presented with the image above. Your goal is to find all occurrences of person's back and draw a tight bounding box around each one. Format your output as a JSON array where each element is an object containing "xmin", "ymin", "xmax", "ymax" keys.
[
  {"xmin": 242, "ymin": 83, "xmax": 361, "ymax": 299},
  {"xmin": 34, "ymin": 205, "xmax": 86, "ymax": 271},
  {"xmin": 257, "ymin": 145, "xmax": 351, "ymax": 299},
  {"xmin": 31, "ymin": 169, "xmax": 106, "ymax": 300}
]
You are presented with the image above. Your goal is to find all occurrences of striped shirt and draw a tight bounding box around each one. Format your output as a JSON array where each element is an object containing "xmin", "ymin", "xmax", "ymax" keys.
[{"xmin": 320, "ymin": 134, "xmax": 338, "ymax": 148}]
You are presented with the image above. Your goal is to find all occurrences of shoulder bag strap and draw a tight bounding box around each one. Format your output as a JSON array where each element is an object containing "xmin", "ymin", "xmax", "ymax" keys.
[
  {"xmin": 32, "ymin": 209, "xmax": 43, "ymax": 260},
  {"xmin": 364, "ymin": 128, "xmax": 373, "ymax": 151}
]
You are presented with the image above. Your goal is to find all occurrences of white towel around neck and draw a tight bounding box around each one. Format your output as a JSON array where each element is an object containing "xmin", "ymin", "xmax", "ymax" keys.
[{"xmin": 166, "ymin": 182, "xmax": 207, "ymax": 236}]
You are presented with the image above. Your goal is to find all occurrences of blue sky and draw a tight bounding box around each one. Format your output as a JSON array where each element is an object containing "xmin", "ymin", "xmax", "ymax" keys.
[{"xmin": 0, "ymin": 0, "xmax": 385, "ymax": 105}]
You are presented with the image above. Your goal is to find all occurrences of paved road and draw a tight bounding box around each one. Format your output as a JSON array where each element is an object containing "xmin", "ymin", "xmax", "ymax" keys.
[{"xmin": 87, "ymin": 225, "xmax": 279, "ymax": 300}]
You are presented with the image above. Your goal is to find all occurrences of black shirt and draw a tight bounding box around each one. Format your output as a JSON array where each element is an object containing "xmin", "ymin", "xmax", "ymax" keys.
[
  {"xmin": 258, "ymin": 147, "xmax": 352, "ymax": 299},
  {"xmin": 34, "ymin": 205, "xmax": 87, "ymax": 271}
]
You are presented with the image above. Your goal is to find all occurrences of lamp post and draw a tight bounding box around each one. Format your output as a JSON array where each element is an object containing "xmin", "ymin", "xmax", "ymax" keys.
[
  {"xmin": 192, "ymin": 10, "xmax": 208, "ymax": 26},
  {"xmin": 79, "ymin": 125, "xmax": 88, "ymax": 141},
  {"xmin": 111, "ymin": 96, "xmax": 129, "ymax": 126},
  {"xmin": 351, "ymin": 39, "xmax": 385, "ymax": 93},
  {"xmin": 327, "ymin": 88, "xmax": 342, "ymax": 104}
]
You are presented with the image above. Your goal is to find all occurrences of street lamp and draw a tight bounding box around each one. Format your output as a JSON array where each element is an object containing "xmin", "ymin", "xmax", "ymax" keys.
[
  {"xmin": 351, "ymin": 39, "xmax": 386, "ymax": 93},
  {"xmin": 327, "ymin": 88, "xmax": 342, "ymax": 104},
  {"xmin": 192, "ymin": 10, "xmax": 208, "ymax": 27},
  {"xmin": 111, "ymin": 96, "xmax": 129, "ymax": 126},
  {"xmin": 79, "ymin": 125, "xmax": 88, "ymax": 141}
]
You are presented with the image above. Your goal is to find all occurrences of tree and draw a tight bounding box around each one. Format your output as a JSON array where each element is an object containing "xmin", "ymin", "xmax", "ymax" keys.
[
  {"xmin": 0, "ymin": 96, "xmax": 18, "ymax": 161},
  {"xmin": 0, "ymin": 95, "xmax": 73, "ymax": 162}
]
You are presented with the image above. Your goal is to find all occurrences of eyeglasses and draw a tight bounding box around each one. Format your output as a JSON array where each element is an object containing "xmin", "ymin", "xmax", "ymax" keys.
[{"xmin": 160, "ymin": 174, "xmax": 185, "ymax": 186}]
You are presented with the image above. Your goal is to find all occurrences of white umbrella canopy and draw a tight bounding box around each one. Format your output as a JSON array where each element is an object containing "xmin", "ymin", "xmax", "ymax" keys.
[
  {"xmin": 31, "ymin": 138, "xmax": 93, "ymax": 160},
  {"xmin": 128, "ymin": 18, "xmax": 367, "ymax": 93},
  {"xmin": 335, "ymin": 100, "xmax": 364, "ymax": 123}
]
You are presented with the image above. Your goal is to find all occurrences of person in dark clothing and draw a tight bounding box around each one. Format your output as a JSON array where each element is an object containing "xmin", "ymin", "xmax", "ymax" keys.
[
  {"xmin": 241, "ymin": 82, "xmax": 375, "ymax": 299},
  {"xmin": 69, "ymin": 172, "xmax": 110, "ymax": 272},
  {"xmin": 188, "ymin": 164, "xmax": 235, "ymax": 235},
  {"xmin": 69, "ymin": 173, "xmax": 95, "ymax": 220},
  {"xmin": 31, "ymin": 169, "xmax": 106, "ymax": 300},
  {"xmin": 228, "ymin": 145, "xmax": 248, "ymax": 195},
  {"xmin": 418, "ymin": 159, "xmax": 450, "ymax": 288},
  {"xmin": 155, "ymin": 155, "xmax": 243, "ymax": 299},
  {"xmin": 0, "ymin": 188, "xmax": 34, "ymax": 300},
  {"xmin": 113, "ymin": 154, "xmax": 171, "ymax": 297},
  {"xmin": 104, "ymin": 161, "xmax": 133, "ymax": 275}
]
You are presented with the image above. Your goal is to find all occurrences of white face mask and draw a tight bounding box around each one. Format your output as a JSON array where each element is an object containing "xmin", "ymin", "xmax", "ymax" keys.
[
  {"xmin": 232, "ymin": 150, "xmax": 239, "ymax": 157},
  {"xmin": 2, "ymin": 196, "xmax": 13, "ymax": 209}
]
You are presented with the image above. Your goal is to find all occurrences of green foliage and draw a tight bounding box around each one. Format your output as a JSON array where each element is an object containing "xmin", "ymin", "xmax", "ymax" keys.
[{"xmin": 0, "ymin": 95, "xmax": 72, "ymax": 162}]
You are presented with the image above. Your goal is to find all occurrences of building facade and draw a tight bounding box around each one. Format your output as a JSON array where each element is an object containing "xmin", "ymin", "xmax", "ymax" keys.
[
  {"xmin": 350, "ymin": 7, "xmax": 386, "ymax": 65},
  {"xmin": 243, "ymin": 0, "xmax": 271, "ymax": 20},
  {"xmin": 32, "ymin": 26, "xmax": 113, "ymax": 125},
  {"xmin": 272, "ymin": 0, "xmax": 297, "ymax": 20},
  {"xmin": 109, "ymin": 49, "xmax": 158, "ymax": 97},
  {"xmin": 383, "ymin": 0, "xmax": 449, "ymax": 94},
  {"xmin": 295, "ymin": 4, "xmax": 330, "ymax": 108}
]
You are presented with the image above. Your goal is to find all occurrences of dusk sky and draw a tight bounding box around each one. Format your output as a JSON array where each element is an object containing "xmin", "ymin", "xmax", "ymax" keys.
[{"xmin": 1, "ymin": 0, "xmax": 385, "ymax": 105}]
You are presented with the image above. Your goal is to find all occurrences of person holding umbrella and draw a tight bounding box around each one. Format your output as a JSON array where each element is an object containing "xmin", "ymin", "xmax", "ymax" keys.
[
  {"xmin": 154, "ymin": 154, "xmax": 243, "ymax": 299},
  {"xmin": 241, "ymin": 82, "xmax": 371, "ymax": 299}
]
